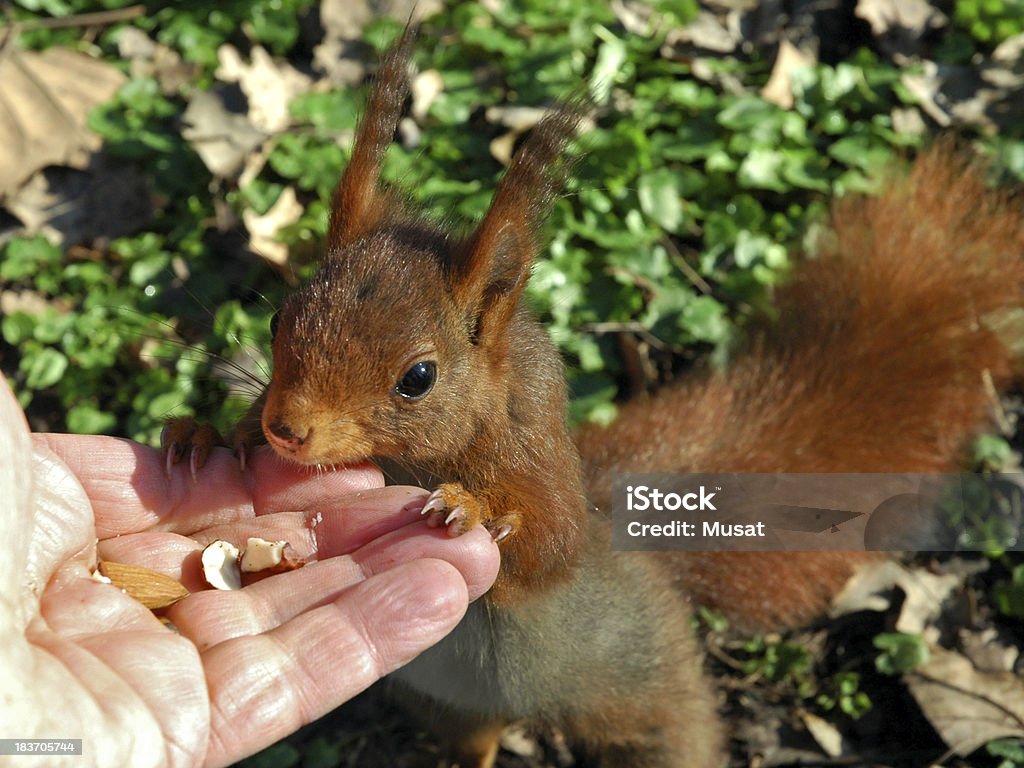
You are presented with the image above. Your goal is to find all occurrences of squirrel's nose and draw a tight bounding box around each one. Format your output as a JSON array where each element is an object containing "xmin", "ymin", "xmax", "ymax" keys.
[{"xmin": 265, "ymin": 419, "xmax": 309, "ymax": 453}]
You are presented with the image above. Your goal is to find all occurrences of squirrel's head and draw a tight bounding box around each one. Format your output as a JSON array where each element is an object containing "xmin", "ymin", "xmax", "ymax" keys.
[
  {"xmin": 258, "ymin": 27, "xmax": 582, "ymax": 467},
  {"xmin": 262, "ymin": 224, "xmax": 495, "ymax": 466}
]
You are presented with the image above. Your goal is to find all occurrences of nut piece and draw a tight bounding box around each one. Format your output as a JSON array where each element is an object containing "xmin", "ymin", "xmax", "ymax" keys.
[
  {"xmin": 97, "ymin": 561, "xmax": 190, "ymax": 609},
  {"xmin": 240, "ymin": 537, "xmax": 287, "ymax": 572},
  {"xmin": 201, "ymin": 540, "xmax": 242, "ymax": 590}
]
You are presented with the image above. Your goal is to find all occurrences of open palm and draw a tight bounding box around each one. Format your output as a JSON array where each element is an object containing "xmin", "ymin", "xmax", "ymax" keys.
[{"xmin": 2, "ymin": 382, "xmax": 498, "ymax": 768}]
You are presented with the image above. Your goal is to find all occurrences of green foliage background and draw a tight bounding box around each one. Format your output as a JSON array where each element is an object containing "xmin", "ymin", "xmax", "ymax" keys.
[{"xmin": 3, "ymin": 0, "xmax": 1024, "ymax": 443}]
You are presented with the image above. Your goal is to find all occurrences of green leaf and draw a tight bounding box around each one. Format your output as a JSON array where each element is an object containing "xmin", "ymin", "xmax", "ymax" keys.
[
  {"xmin": 129, "ymin": 252, "xmax": 171, "ymax": 287},
  {"xmin": 67, "ymin": 403, "xmax": 118, "ymax": 435},
  {"xmin": 974, "ymin": 434, "xmax": 1014, "ymax": 469},
  {"xmin": 828, "ymin": 135, "xmax": 894, "ymax": 172},
  {"xmin": 1, "ymin": 236, "xmax": 61, "ymax": 281},
  {"xmin": 289, "ymin": 90, "xmax": 360, "ymax": 133},
  {"xmin": 680, "ymin": 296, "xmax": 729, "ymax": 344},
  {"xmin": 993, "ymin": 565, "xmax": 1024, "ymax": 618},
  {"xmin": 737, "ymin": 149, "xmax": 788, "ymax": 192},
  {"xmin": 987, "ymin": 738, "xmax": 1024, "ymax": 765},
  {"xmin": 637, "ymin": 169, "xmax": 687, "ymax": 233},
  {"xmin": 590, "ymin": 27, "xmax": 628, "ymax": 104},
  {"xmin": 2, "ymin": 313, "xmax": 36, "ymax": 345},
  {"xmin": 874, "ymin": 632, "xmax": 929, "ymax": 675},
  {"xmin": 21, "ymin": 347, "xmax": 68, "ymax": 390},
  {"xmin": 147, "ymin": 391, "xmax": 190, "ymax": 421},
  {"xmin": 717, "ymin": 96, "xmax": 780, "ymax": 131}
]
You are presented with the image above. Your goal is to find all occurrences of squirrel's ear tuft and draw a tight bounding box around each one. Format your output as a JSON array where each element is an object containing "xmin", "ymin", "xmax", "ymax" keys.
[
  {"xmin": 450, "ymin": 101, "xmax": 587, "ymax": 343},
  {"xmin": 327, "ymin": 25, "xmax": 416, "ymax": 250}
]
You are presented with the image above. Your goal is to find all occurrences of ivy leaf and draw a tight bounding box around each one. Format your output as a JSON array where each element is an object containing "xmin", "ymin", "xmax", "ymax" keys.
[
  {"xmin": 22, "ymin": 347, "xmax": 68, "ymax": 390},
  {"xmin": 67, "ymin": 403, "xmax": 118, "ymax": 434},
  {"xmin": 874, "ymin": 632, "xmax": 930, "ymax": 675},
  {"xmin": 637, "ymin": 168, "xmax": 688, "ymax": 233},
  {"xmin": 737, "ymin": 148, "xmax": 788, "ymax": 193}
]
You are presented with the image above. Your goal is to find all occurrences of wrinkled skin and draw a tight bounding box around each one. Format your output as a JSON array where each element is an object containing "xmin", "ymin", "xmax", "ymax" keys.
[{"xmin": 0, "ymin": 379, "xmax": 499, "ymax": 768}]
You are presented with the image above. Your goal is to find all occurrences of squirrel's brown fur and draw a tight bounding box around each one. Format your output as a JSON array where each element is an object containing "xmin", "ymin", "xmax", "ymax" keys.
[
  {"xmin": 164, "ymin": 28, "xmax": 1024, "ymax": 767},
  {"xmin": 580, "ymin": 149, "xmax": 1024, "ymax": 629}
]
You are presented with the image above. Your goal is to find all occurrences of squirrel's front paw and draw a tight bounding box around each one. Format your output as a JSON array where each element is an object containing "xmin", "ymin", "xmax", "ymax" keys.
[
  {"xmin": 161, "ymin": 417, "xmax": 224, "ymax": 480},
  {"xmin": 420, "ymin": 483, "xmax": 519, "ymax": 542}
]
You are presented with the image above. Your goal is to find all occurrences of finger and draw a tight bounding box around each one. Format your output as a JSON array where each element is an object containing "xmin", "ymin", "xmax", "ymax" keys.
[
  {"xmin": 245, "ymin": 448, "xmax": 385, "ymax": 518},
  {"xmin": 193, "ymin": 486, "xmax": 433, "ymax": 557},
  {"xmin": 166, "ymin": 525, "xmax": 499, "ymax": 650},
  {"xmin": 95, "ymin": 486, "xmax": 448, "ymax": 590},
  {"xmin": 36, "ymin": 434, "xmax": 383, "ymax": 537},
  {"xmin": 201, "ymin": 559, "xmax": 468, "ymax": 767}
]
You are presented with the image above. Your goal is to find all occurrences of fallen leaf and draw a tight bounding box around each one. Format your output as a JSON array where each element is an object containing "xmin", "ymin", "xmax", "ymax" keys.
[
  {"xmin": 800, "ymin": 711, "xmax": 844, "ymax": 758},
  {"xmin": 959, "ymin": 628, "xmax": 1020, "ymax": 674},
  {"xmin": 411, "ymin": 69, "xmax": 445, "ymax": 121},
  {"xmin": 181, "ymin": 90, "xmax": 265, "ymax": 178},
  {"xmin": 761, "ymin": 39, "xmax": 815, "ymax": 109},
  {"xmin": 486, "ymin": 105, "xmax": 549, "ymax": 132},
  {"xmin": 242, "ymin": 186, "xmax": 303, "ymax": 270},
  {"xmin": 314, "ymin": 0, "xmax": 442, "ymax": 85},
  {"xmin": 831, "ymin": 559, "xmax": 906, "ymax": 617},
  {"xmin": 855, "ymin": 0, "xmax": 946, "ymax": 39},
  {"xmin": 6, "ymin": 159, "xmax": 151, "ymax": 242},
  {"xmin": 610, "ymin": 0, "xmax": 657, "ymax": 36},
  {"xmin": 661, "ymin": 10, "xmax": 741, "ymax": 57},
  {"xmin": 0, "ymin": 45, "xmax": 126, "ymax": 199},
  {"xmin": 216, "ymin": 45, "xmax": 312, "ymax": 134},
  {"xmin": 116, "ymin": 26, "xmax": 197, "ymax": 95},
  {"xmin": 906, "ymin": 646, "xmax": 1024, "ymax": 756},
  {"xmin": 894, "ymin": 568, "xmax": 961, "ymax": 636},
  {"xmin": 485, "ymin": 105, "xmax": 550, "ymax": 165}
]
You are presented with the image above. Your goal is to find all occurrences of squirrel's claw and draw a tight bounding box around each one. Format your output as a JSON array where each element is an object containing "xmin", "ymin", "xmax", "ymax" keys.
[
  {"xmin": 161, "ymin": 417, "xmax": 224, "ymax": 481},
  {"xmin": 419, "ymin": 483, "xmax": 519, "ymax": 541},
  {"xmin": 420, "ymin": 490, "xmax": 448, "ymax": 519},
  {"xmin": 420, "ymin": 484, "xmax": 484, "ymax": 537},
  {"xmin": 443, "ymin": 507, "xmax": 464, "ymax": 526}
]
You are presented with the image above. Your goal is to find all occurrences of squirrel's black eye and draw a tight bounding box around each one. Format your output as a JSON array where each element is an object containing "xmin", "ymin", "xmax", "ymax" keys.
[
  {"xmin": 270, "ymin": 310, "xmax": 280, "ymax": 339},
  {"xmin": 396, "ymin": 361, "xmax": 437, "ymax": 400}
]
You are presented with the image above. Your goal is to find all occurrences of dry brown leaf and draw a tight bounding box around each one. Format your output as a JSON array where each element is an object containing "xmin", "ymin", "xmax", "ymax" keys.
[
  {"xmin": 181, "ymin": 90, "xmax": 265, "ymax": 178},
  {"xmin": 906, "ymin": 646, "xmax": 1024, "ymax": 756},
  {"xmin": 242, "ymin": 186, "xmax": 303, "ymax": 269},
  {"xmin": 314, "ymin": 0, "xmax": 442, "ymax": 85},
  {"xmin": 855, "ymin": 0, "xmax": 946, "ymax": 39},
  {"xmin": 411, "ymin": 69, "xmax": 444, "ymax": 121},
  {"xmin": 760, "ymin": 39, "xmax": 814, "ymax": 110},
  {"xmin": 800, "ymin": 711, "xmax": 844, "ymax": 758},
  {"xmin": 485, "ymin": 105, "xmax": 550, "ymax": 165},
  {"xmin": 610, "ymin": 0, "xmax": 657, "ymax": 36},
  {"xmin": 116, "ymin": 26, "xmax": 197, "ymax": 95},
  {"xmin": 661, "ymin": 10, "xmax": 741, "ymax": 57},
  {"xmin": 216, "ymin": 45, "xmax": 312, "ymax": 134},
  {"xmin": 6, "ymin": 160, "xmax": 151, "ymax": 241},
  {"xmin": 831, "ymin": 559, "xmax": 906, "ymax": 617},
  {"xmin": 959, "ymin": 628, "xmax": 1020, "ymax": 674},
  {"xmin": 894, "ymin": 568, "xmax": 961, "ymax": 637},
  {"xmin": 0, "ymin": 45, "xmax": 126, "ymax": 199}
]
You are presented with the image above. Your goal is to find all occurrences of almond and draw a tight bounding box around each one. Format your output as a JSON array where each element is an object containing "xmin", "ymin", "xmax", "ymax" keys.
[
  {"xmin": 201, "ymin": 539, "xmax": 242, "ymax": 590},
  {"xmin": 240, "ymin": 537, "xmax": 287, "ymax": 572},
  {"xmin": 97, "ymin": 561, "xmax": 190, "ymax": 610}
]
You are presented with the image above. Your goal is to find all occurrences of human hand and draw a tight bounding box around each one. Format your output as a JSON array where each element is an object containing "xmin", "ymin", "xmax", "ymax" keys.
[{"xmin": 1, "ymin": 380, "xmax": 500, "ymax": 767}]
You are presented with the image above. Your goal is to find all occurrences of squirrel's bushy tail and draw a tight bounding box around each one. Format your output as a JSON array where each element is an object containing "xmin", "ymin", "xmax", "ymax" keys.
[{"xmin": 579, "ymin": 146, "xmax": 1024, "ymax": 628}]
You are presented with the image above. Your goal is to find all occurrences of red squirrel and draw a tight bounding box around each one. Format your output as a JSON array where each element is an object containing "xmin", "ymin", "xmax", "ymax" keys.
[{"xmin": 164, "ymin": 27, "xmax": 1024, "ymax": 768}]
